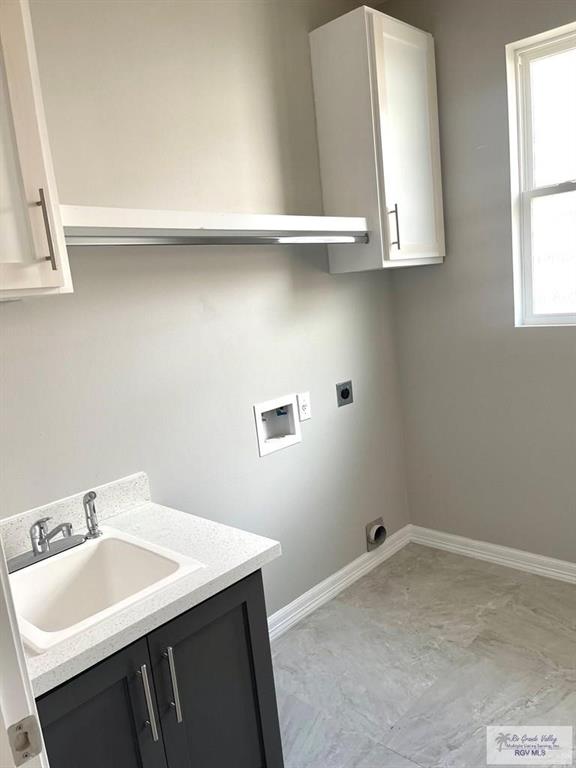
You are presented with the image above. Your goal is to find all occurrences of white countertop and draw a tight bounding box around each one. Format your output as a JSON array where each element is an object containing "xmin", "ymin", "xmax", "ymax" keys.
[{"xmin": 21, "ymin": 501, "xmax": 280, "ymax": 696}]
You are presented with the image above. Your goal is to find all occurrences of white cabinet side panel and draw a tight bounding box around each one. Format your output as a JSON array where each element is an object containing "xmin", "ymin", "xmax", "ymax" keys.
[{"xmin": 310, "ymin": 8, "xmax": 385, "ymax": 273}]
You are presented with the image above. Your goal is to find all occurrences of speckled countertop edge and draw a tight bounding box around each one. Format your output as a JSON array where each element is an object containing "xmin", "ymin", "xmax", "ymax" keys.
[{"xmin": 2, "ymin": 479, "xmax": 280, "ymax": 697}]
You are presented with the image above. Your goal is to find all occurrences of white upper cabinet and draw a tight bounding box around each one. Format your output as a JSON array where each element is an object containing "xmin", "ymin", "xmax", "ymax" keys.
[
  {"xmin": 310, "ymin": 7, "xmax": 445, "ymax": 272},
  {"xmin": 0, "ymin": 0, "xmax": 72, "ymax": 299}
]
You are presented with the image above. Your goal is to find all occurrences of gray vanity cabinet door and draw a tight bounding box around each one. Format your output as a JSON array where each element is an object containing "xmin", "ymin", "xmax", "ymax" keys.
[
  {"xmin": 148, "ymin": 570, "xmax": 284, "ymax": 768},
  {"xmin": 36, "ymin": 638, "xmax": 168, "ymax": 768}
]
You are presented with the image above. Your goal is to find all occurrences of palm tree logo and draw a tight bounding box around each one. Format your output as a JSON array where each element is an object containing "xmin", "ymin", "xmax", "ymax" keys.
[{"xmin": 495, "ymin": 733, "xmax": 512, "ymax": 752}]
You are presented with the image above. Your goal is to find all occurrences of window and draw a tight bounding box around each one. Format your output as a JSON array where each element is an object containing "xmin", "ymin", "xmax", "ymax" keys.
[{"xmin": 506, "ymin": 23, "xmax": 576, "ymax": 326}]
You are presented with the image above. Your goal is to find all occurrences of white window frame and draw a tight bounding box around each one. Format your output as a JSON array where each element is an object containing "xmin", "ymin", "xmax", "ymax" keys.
[{"xmin": 506, "ymin": 23, "xmax": 576, "ymax": 327}]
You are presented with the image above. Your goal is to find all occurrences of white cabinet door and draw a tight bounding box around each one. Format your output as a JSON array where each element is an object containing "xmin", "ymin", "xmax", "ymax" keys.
[
  {"xmin": 310, "ymin": 7, "xmax": 445, "ymax": 272},
  {"xmin": 370, "ymin": 13, "xmax": 444, "ymax": 263},
  {"xmin": 0, "ymin": 0, "xmax": 72, "ymax": 299}
]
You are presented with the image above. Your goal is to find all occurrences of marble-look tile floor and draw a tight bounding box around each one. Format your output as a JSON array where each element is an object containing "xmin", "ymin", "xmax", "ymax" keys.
[{"xmin": 272, "ymin": 544, "xmax": 576, "ymax": 768}]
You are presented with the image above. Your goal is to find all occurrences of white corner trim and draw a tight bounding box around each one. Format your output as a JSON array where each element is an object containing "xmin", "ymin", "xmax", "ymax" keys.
[
  {"xmin": 410, "ymin": 526, "xmax": 576, "ymax": 585},
  {"xmin": 268, "ymin": 524, "xmax": 412, "ymax": 642},
  {"xmin": 269, "ymin": 523, "xmax": 576, "ymax": 642}
]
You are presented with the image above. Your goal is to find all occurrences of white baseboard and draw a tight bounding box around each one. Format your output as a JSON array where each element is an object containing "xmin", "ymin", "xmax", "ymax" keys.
[
  {"xmin": 269, "ymin": 523, "xmax": 575, "ymax": 642},
  {"xmin": 268, "ymin": 524, "xmax": 412, "ymax": 642},
  {"xmin": 410, "ymin": 525, "xmax": 576, "ymax": 585}
]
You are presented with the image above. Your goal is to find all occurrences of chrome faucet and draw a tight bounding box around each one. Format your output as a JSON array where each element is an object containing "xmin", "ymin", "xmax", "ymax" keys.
[
  {"xmin": 8, "ymin": 515, "xmax": 85, "ymax": 573},
  {"xmin": 7, "ymin": 489, "xmax": 103, "ymax": 574},
  {"xmin": 83, "ymin": 491, "xmax": 102, "ymax": 539},
  {"xmin": 30, "ymin": 517, "xmax": 73, "ymax": 555}
]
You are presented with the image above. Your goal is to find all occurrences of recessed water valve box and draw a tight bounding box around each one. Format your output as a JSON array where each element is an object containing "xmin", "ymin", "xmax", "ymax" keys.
[{"xmin": 254, "ymin": 394, "xmax": 302, "ymax": 457}]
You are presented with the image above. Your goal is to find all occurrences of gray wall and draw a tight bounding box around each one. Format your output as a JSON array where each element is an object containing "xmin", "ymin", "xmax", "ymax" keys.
[
  {"xmin": 0, "ymin": 0, "xmax": 409, "ymax": 612},
  {"xmin": 2, "ymin": 0, "xmax": 573, "ymax": 622},
  {"xmin": 381, "ymin": 0, "xmax": 576, "ymax": 562}
]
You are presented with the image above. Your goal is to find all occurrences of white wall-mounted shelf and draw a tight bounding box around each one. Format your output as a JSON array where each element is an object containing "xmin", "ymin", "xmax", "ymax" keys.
[{"xmin": 61, "ymin": 205, "xmax": 369, "ymax": 247}]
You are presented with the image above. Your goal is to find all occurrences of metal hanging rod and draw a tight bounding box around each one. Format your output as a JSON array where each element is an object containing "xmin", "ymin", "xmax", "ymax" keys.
[
  {"xmin": 65, "ymin": 233, "xmax": 369, "ymax": 247},
  {"xmin": 60, "ymin": 206, "xmax": 369, "ymax": 248}
]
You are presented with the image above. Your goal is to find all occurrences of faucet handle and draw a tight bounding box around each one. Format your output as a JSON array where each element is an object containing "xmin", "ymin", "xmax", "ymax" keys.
[
  {"xmin": 30, "ymin": 516, "xmax": 51, "ymax": 555},
  {"xmin": 30, "ymin": 516, "xmax": 51, "ymax": 536}
]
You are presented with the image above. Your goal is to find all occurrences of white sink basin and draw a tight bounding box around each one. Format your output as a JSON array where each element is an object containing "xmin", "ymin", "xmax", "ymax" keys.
[{"xmin": 10, "ymin": 526, "xmax": 203, "ymax": 653}]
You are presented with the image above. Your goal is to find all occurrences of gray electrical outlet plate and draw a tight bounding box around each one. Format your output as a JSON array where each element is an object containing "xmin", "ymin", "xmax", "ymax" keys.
[{"xmin": 336, "ymin": 380, "xmax": 353, "ymax": 407}]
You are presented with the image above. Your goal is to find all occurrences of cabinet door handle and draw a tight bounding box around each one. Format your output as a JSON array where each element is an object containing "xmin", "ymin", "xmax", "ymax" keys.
[
  {"xmin": 138, "ymin": 664, "xmax": 160, "ymax": 742},
  {"xmin": 163, "ymin": 646, "xmax": 183, "ymax": 724},
  {"xmin": 388, "ymin": 203, "xmax": 401, "ymax": 250},
  {"xmin": 36, "ymin": 188, "xmax": 57, "ymax": 271}
]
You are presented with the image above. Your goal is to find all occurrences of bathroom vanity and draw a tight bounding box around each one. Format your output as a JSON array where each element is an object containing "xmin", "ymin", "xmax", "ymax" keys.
[
  {"xmin": 36, "ymin": 571, "xmax": 282, "ymax": 768},
  {"xmin": 0, "ymin": 473, "xmax": 284, "ymax": 768}
]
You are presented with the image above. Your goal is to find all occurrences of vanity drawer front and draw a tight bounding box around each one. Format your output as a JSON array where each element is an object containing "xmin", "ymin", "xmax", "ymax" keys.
[
  {"xmin": 37, "ymin": 638, "xmax": 167, "ymax": 768},
  {"xmin": 148, "ymin": 570, "xmax": 284, "ymax": 768}
]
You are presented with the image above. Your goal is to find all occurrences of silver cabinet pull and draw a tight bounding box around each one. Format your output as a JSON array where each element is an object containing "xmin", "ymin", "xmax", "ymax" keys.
[
  {"xmin": 36, "ymin": 188, "xmax": 57, "ymax": 270},
  {"xmin": 388, "ymin": 203, "xmax": 401, "ymax": 250},
  {"xmin": 163, "ymin": 646, "xmax": 183, "ymax": 724},
  {"xmin": 138, "ymin": 664, "xmax": 160, "ymax": 742}
]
